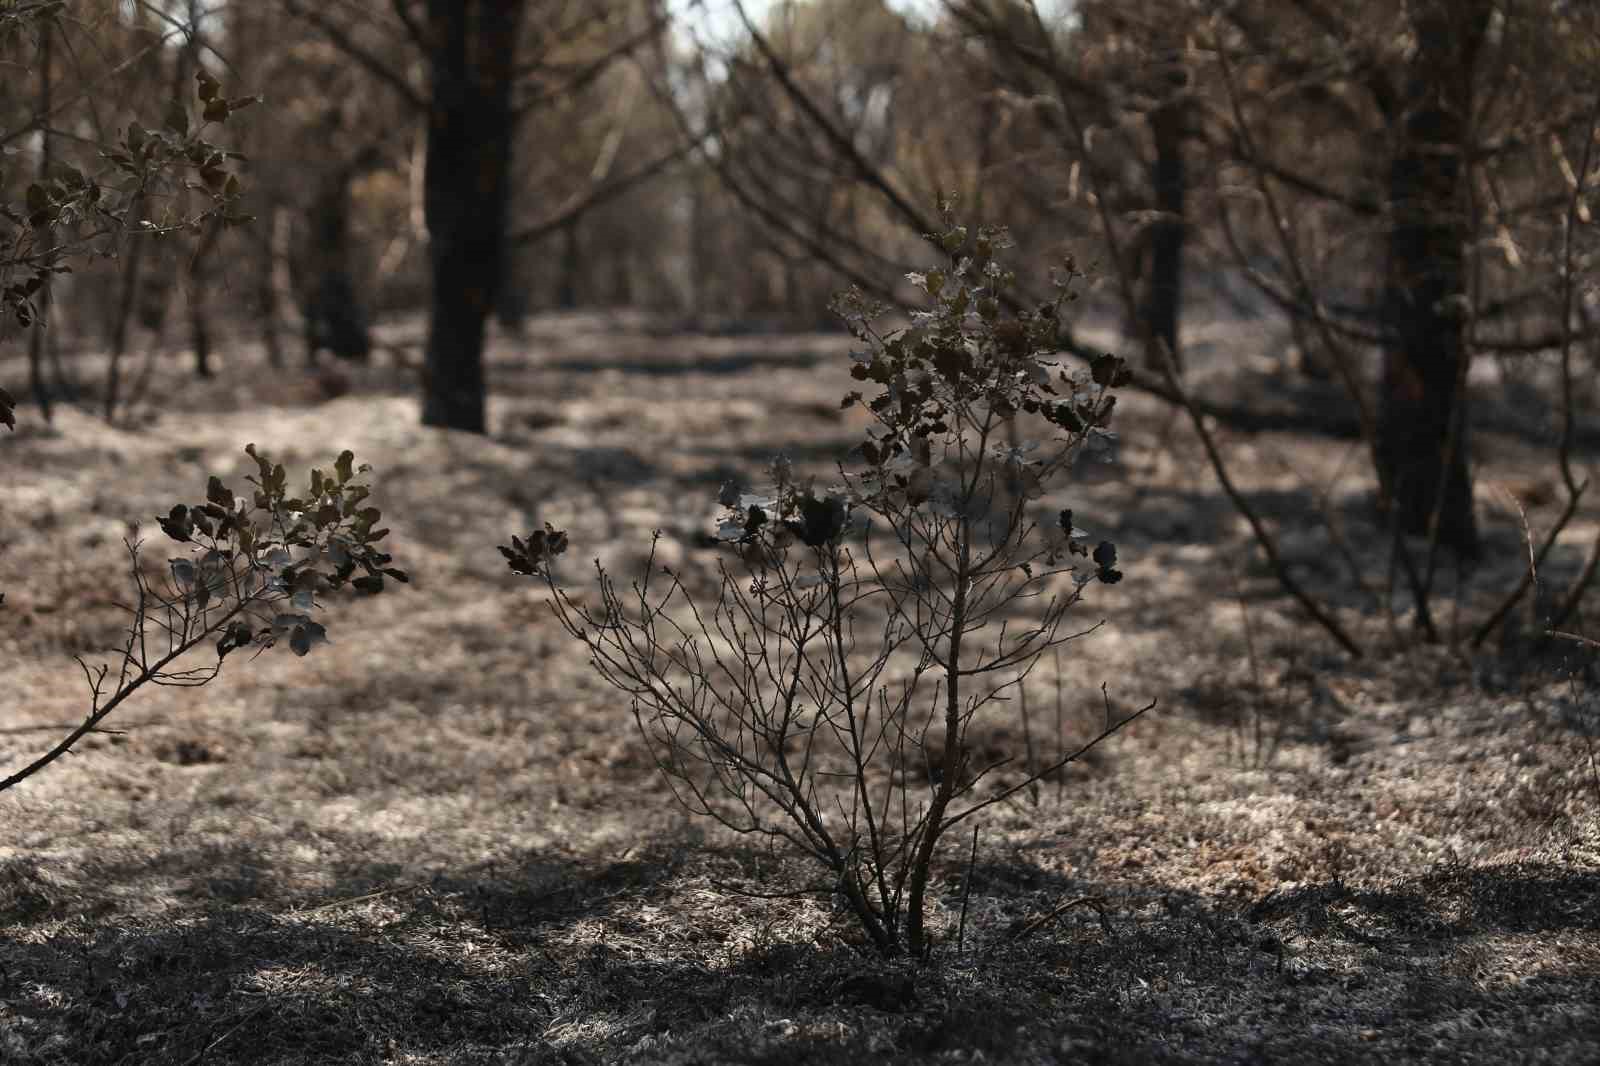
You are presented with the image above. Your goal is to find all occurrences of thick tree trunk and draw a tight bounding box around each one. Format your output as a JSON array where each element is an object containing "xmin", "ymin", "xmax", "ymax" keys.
[
  {"xmin": 421, "ymin": 0, "xmax": 524, "ymax": 433},
  {"xmin": 1139, "ymin": 99, "xmax": 1186, "ymax": 368},
  {"xmin": 1375, "ymin": 1, "xmax": 1489, "ymax": 559}
]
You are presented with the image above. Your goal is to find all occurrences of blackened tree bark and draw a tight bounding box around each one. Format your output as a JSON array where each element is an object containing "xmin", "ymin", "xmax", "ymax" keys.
[
  {"xmin": 177, "ymin": 0, "xmax": 214, "ymax": 378},
  {"xmin": 557, "ymin": 218, "xmax": 581, "ymax": 310},
  {"xmin": 299, "ymin": 134, "xmax": 383, "ymax": 362},
  {"xmin": 187, "ymin": 218, "xmax": 223, "ymax": 377},
  {"xmin": 1138, "ymin": 96, "xmax": 1186, "ymax": 367},
  {"xmin": 27, "ymin": 17, "xmax": 54, "ymax": 422},
  {"xmin": 1376, "ymin": 0, "xmax": 1490, "ymax": 559},
  {"xmin": 421, "ymin": 0, "xmax": 526, "ymax": 433}
]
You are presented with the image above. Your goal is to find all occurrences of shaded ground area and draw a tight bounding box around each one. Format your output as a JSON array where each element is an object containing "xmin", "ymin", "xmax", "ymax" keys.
[{"xmin": 2, "ymin": 311, "xmax": 1598, "ymax": 1064}]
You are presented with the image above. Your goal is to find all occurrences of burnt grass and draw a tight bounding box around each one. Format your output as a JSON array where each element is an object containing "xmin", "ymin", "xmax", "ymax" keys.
[{"xmin": 2, "ymin": 310, "xmax": 1599, "ymax": 1064}]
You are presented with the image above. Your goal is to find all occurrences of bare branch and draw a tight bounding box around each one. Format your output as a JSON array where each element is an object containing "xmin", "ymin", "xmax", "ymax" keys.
[{"xmin": 277, "ymin": 0, "xmax": 424, "ymax": 112}]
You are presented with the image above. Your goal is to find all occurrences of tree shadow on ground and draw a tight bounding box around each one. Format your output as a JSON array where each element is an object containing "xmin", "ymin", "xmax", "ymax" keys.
[
  {"xmin": 1247, "ymin": 861, "xmax": 1600, "ymax": 940},
  {"xmin": 4, "ymin": 841, "xmax": 1598, "ymax": 1064},
  {"xmin": 0, "ymin": 836, "xmax": 700, "ymax": 1064}
]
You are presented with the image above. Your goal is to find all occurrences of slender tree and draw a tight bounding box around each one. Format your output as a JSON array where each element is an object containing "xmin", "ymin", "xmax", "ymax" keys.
[
  {"xmin": 279, "ymin": 0, "xmax": 674, "ymax": 433},
  {"xmin": 1206, "ymin": 0, "xmax": 1596, "ymax": 562},
  {"xmin": 944, "ymin": 0, "xmax": 1198, "ymax": 368},
  {"xmin": 26, "ymin": 14, "xmax": 54, "ymax": 420},
  {"xmin": 1373, "ymin": 0, "xmax": 1491, "ymax": 557}
]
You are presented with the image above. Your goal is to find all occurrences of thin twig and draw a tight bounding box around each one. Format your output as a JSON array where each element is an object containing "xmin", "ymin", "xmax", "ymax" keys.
[
  {"xmin": 1155, "ymin": 345, "xmax": 1363, "ymax": 658},
  {"xmin": 1033, "ymin": 6, "xmax": 1360, "ymax": 659},
  {"xmin": 957, "ymin": 823, "xmax": 979, "ymax": 955},
  {"xmin": 1549, "ymin": 530, "xmax": 1600, "ymax": 634},
  {"xmin": 1474, "ymin": 89, "xmax": 1600, "ymax": 644},
  {"xmin": 295, "ymin": 883, "xmax": 421, "ymax": 916},
  {"xmin": 998, "ymin": 895, "xmax": 1113, "ymax": 951},
  {"xmin": 1223, "ymin": 558, "xmax": 1264, "ymax": 766},
  {"xmin": 1018, "ymin": 677, "xmax": 1038, "ymax": 807},
  {"xmin": 1052, "ymin": 649, "xmax": 1065, "ymax": 805},
  {"xmin": 179, "ymin": 1003, "xmax": 269, "ymax": 1066},
  {"xmin": 1209, "ymin": 14, "xmax": 1378, "ymax": 447}
]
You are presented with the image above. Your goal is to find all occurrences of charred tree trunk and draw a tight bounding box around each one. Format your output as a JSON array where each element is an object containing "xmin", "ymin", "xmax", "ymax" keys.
[
  {"xmin": 188, "ymin": 293, "xmax": 213, "ymax": 377},
  {"xmin": 299, "ymin": 137, "xmax": 381, "ymax": 363},
  {"xmin": 420, "ymin": 0, "xmax": 525, "ymax": 433},
  {"xmin": 1375, "ymin": 1, "xmax": 1489, "ymax": 559},
  {"xmin": 187, "ymin": 218, "xmax": 223, "ymax": 377},
  {"xmin": 259, "ymin": 205, "xmax": 287, "ymax": 367},
  {"xmin": 178, "ymin": 0, "xmax": 212, "ymax": 378},
  {"xmin": 557, "ymin": 218, "xmax": 581, "ymax": 310},
  {"xmin": 104, "ymin": 192, "xmax": 147, "ymax": 418},
  {"xmin": 1139, "ymin": 98, "xmax": 1186, "ymax": 369},
  {"xmin": 27, "ymin": 18, "xmax": 54, "ymax": 423}
]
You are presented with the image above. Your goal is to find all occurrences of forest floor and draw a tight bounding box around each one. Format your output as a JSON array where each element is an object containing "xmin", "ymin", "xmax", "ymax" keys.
[{"xmin": 1, "ymin": 309, "xmax": 1598, "ymax": 1065}]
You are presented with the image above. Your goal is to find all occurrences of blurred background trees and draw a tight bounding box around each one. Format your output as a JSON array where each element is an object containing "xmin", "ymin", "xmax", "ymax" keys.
[
  {"xmin": 2, "ymin": 0, "xmax": 1596, "ymax": 635},
  {"xmin": 0, "ymin": 0, "xmax": 252, "ymax": 418}
]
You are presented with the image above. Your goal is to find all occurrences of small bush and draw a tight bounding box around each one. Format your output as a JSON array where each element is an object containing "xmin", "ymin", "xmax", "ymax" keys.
[{"xmin": 504, "ymin": 205, "xmax": 1148, "ymax": 957}]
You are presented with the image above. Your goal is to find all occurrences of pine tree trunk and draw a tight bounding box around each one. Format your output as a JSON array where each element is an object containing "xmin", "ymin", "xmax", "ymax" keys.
[
  {"xmin": 420, "ymin": 0, "xmax": 525, "ymax": 433},
  {"xmin": 1375, "ymin": 1, "xmax": 1490, "ymax": 559},
  {"xmin": 28, "ymin": 18, "xmax": 54, "ymax": 423},
  {"xmin": 1139, "ymin": 99, "xmax": 1186, "ymax": 370},
  {"xmin": 189, "ymin": 219, "xmax": 222, "ymax": 378}
]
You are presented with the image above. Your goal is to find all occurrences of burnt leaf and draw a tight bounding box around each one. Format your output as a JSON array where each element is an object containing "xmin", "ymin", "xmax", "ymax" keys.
[
  {"xmin": 499, "ymin": 523, "xmax": 571, "ymax": 577},
  {"xmin": 1093, "ymin": 541, "xmax": 1122, "ymax": 584},
  {"xmin": 159, "ymin": 505, "xmax": 195, "ymax": 543},
  {"xmin": 216, "ymin": 621, "xmax": 254, "ymax": 659},
  {"xmin": 788, "ymin": 493, "xmax": 848, "ymax": 548},
  {"xmin": 1090, "ymin": 353, "xmax": 1125, "ymax": 387},
  {"xmin": 1051, "ymin": 403, "xmax": 1084, "ymax": 433},
  {"xmin": 1092, "ymin": 541, "xmax": 1117, "ymax": 569},
  {"xmin": 932, "ymin": 343, "xmax": 966, "ymax": 383}
]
